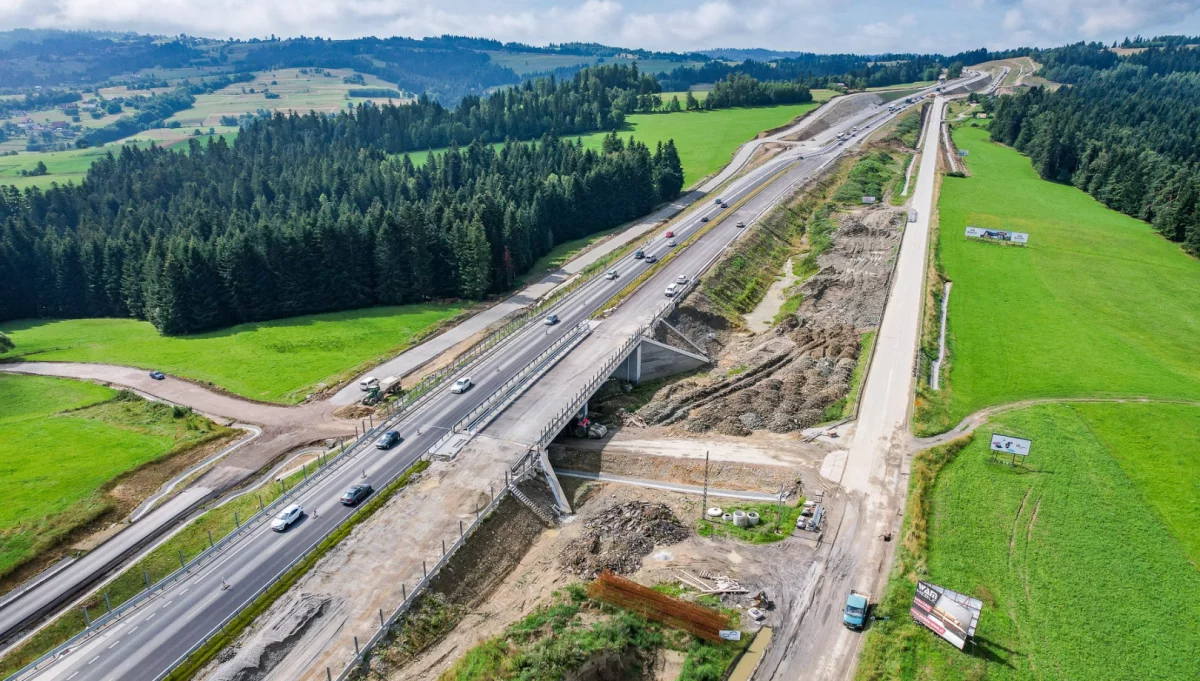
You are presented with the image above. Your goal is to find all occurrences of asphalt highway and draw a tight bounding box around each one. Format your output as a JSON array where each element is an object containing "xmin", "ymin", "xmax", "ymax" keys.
[{"xmin": 19, "ymin": 74, "xmax": 984, "ymax": 681}]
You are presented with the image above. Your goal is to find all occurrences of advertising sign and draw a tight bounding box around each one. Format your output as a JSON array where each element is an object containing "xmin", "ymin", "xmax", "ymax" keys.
[
  {"xmin": 911, "ymin": 581, "xmax": 982, "ymax": 650},
  {"xmin": 862, "ymin": 196, "xmax": 877, "ymax": 204},
  {"xmin": 958, "ymin": 149, "xmax": 970, "ymax": 156},
  {"xmin": 719, "ymin": 630, "xmax": 742, "ymax": 641},
  {"xmin": 989, "ymin": 433, "xmax": 1032, "ymax": 456},
  {"xmin": 965, "ymin": 226, "xmax": 1029, "ymax": 244}
]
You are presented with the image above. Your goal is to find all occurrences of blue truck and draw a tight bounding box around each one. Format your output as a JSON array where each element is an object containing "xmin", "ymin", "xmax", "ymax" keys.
[{"xmin": 843, "ymin": 590, "xmax": 871, "ymax": 630}]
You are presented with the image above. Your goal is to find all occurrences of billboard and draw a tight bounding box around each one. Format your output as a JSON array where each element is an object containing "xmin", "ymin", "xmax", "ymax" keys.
[
  {"xmin": 862, "ymin": 196, "xmax": 877, "ymax": 204},
  {"xmin": 911, "ymin": 581, "xmax": 983, "ymax": 650},
  {"xmin": 965, "ymin": 226, "xmax": 1028, "ymax": 244},
  {"xmin": 990, "ymin": 433, "xmax": 1032, "ymax": 456}
]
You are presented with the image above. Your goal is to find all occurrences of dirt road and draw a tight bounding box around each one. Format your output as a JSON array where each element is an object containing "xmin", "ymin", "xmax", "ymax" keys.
[{"xmin": 754, "ymin": 97, "xmax": 948, "ymax": 681}]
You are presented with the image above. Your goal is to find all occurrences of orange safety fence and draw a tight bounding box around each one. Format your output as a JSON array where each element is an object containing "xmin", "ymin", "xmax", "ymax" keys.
[{"xmin": 587, "ymin": 571, "xmax": 731, "ymax": 642}]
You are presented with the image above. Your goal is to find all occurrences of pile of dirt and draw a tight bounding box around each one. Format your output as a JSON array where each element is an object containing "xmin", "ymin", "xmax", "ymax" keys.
[
  {"xmin": 617, "ymin": 205, "xmax": 900, "ymax": 437},
  {"xmin": 561, "ymin": 502, "xmax": 688, "ymax": 578}
]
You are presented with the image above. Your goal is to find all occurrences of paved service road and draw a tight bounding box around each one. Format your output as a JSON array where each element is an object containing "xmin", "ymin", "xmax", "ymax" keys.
[{"xmin": 19, "ymin": 76, "xmax": 982, "ymax": 681}]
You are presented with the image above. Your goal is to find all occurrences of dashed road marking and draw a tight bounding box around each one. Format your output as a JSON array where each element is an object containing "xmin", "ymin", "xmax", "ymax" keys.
[{"xmin": 88, "ymin": 655, "xmax": 99, "ymax": 665}]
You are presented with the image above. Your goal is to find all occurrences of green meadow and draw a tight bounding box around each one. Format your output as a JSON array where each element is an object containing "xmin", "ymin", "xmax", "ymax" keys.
[
  {"xmin": 857, "ymin": 403, "xmax": 1200, "ymax": 681},
  {"xmin": 919, "ymin": 124, "xmax": 1200, "ymax": 432},
  {"xmin": 0, "ymin": 374, "xmax": 230, "ymax": 579},
  {"xmin": 3, "ymin": 303, "xmax": 467, "ymax": 404}
]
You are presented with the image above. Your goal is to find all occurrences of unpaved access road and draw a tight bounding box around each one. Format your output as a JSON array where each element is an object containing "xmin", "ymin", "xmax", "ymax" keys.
[{"xmin": 754, "ymin": 96, "xmax": 949, "ymax": 681}]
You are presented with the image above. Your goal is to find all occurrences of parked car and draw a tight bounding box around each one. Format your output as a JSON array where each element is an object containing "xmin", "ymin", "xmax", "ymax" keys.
[
  {"xmin": 665, "ymin": 283, "xmax": 678, "ymax": 297},
  {"xmin": 700, "ymin": 216, "xmax": 710, "ymax": 223},
  {"xmin": 666, "ymin": 239, "xmax": 677, "ymax": 247},
  {"xmin": 451, "ymin": 377, "xmax": 473, "ymax": 394},
  {"xmin": 736, "ymin": 221, "xmax": 746, "ymax": 228},
  {"xmin": 544, "ymin": 314, "xmax": 560, "ymax": 326},
  {"xmin": 676, "ymin": 274, "xmax": 689, "ymax": 284},
  {"xmin": 375, "ymin": 430, "xmax": 402, "ymax": 450},
  {"xmin": 271, "ymin": 504, "xmax": 303, "ymax": 532},
  {"xmin": 605, "ymin": 269, "xmax": 619, "ymax": 280},
  {"xmin": 360, "ymin": 376, "xmax": 379, "ymax": 391},
  {"xmin": 634, "ymin": 249, "xmax": 645, "ymax": 259},
  {"xmin": 843, "ymin": 590, "xmax": 871, "ymax": 630},
  {"xmin": 340, "ymin": 483, "xmax": 374, "ymax": 506},
  {"xmin": 645, "ymin": 255, "xmax": 659, "ymax": 264},
  {"xmin": 149, "ymin": 371, "xmax": 165, "ymax": 380}
]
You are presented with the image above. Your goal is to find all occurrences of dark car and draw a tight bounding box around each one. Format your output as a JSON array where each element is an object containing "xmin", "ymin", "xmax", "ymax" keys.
[
  {"xmin": 340, "ymin": 483, "xmax": 374, "ymax": 506},
  {"xmin": 645, "ymin": 255, "xmax": 659, "ymax": 264},
  {"xmin": 375, "ymin": 430, "xmax": 402, "ymax": 450},
  {"xmin": 634, "ymin": 249, "xmax": 646, "ymax": 259},
  {"xmin": 149, "ymin": 371, "xmax": 165, "ymax": 380},
  {"xmin": 700, "ymin": 216, "xmax": 710, "ymax": 223}
]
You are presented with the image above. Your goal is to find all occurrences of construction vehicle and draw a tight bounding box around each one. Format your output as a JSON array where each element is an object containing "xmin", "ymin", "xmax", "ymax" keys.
[
  {"xmin": 843, "ymin": 590, "xmax": 871, "ymax": 630},
  {"xmin": 362, "ymin": 375, "xmax": 402, "ymax": 406},
  {"xmin": 568, "ymin": 410, "xmax": 608, "ymax": 438}
]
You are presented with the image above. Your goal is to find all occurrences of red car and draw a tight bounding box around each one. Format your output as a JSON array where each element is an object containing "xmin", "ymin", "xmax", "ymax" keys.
[{"xmin": 665, "ymin": 230, "xmax": 675, "ymax": 238}]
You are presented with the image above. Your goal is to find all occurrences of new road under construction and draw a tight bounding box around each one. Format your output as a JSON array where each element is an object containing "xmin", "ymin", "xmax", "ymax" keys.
[{"xmin": 1, "ymin": 69, "xmax": 996, "ymax": 681}]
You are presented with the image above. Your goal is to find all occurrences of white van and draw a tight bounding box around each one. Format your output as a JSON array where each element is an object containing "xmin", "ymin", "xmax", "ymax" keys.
[
  {"xmin": 360, "ymin": 376, "xmax": 379, "ymax": 391},
  {"xmin": 665, "ymin": 284, "xmax": 678, "ymax": 297}
]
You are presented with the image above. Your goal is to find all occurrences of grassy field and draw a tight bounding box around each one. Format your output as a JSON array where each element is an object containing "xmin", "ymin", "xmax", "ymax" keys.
[
  {"xmin": 166, "ymin": 67, "xmax": 409, "ymax": 128},
  {"xmin": 2, "ymin": 303, "xmax": 468, "ymax": 404},
  {"xmin": 917, "ymin": 124, "xmax": 1200, "ymax": 432},
  {"xmin": 0, "ymin": 374, "xmax": 229, "ymax": 579},
  {"xmin": 856, "ymin": 403, "xmax": 1200, "ymax": 681},
  {"xmin": 405, "ymin": 93, "xmax": 835, "ymax": 187}
]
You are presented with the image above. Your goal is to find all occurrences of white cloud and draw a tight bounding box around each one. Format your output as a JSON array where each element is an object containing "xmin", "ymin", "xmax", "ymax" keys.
[{"xmin": 2, "ymin": 0, "xmax": 1200, "ymax": 54}]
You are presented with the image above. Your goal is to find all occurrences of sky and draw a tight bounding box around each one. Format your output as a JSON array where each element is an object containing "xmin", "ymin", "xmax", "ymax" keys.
[{"xmin": 2, "ymin": 0, "xmax": 1200, "ymax": 55}]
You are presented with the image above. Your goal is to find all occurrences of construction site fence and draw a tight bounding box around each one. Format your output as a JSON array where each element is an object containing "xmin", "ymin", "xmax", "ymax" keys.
[{"xmin": 330, "ymin": 456, "xmax": 540, "ymax": 681}]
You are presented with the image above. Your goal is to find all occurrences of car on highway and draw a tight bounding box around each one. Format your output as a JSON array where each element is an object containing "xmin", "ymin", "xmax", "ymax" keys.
[
  {"xmin": 720, "ymin": 202, "xmax": 728, "ymax": 209},
  {"xmin": 375, "ymin": 430, "xmax": 402, "ymax": 450},
  {"xmin": 714, "ymin": 197, "xmax": 722, "ymax": 203},
  {"xmin": 666, "ymin": 239, "xmax": 677, "ymax": 247},
  {"xmin": 451, "ymin": 377, "xmax": 473, "ymax": 394},
  {"xmin": 360, "ymin": 376, "xmax": 379, "ymax": 391},
  {"xmin": 149, "ymin": 371, "xmax": 165, "ymax": 380},
  {"xmin": 676, "ymin": 274, "xmax": 689, "ymax": 284},
  {"xmin": 544, "ymin": 313, "xmax": 560, "ymax": 326},
  {"xmin": 645, "ymin": 255, "xmax": 658, "ymax": 264},
  {"xmin": 271, "ymin": 504, "xmax": 303, "ymax": 532},
  {"xmin": 634, "ymin": 249, "xmax": 645, "ymax": 259},
  {"xmin": 700, "ymin": 216, "xmax": 710, "ymax": 223},
  {"xmin": 605, "ymin": 269, "xmax": 619, "ymax": 280},
  {"xmin": 664, "ymin": 283, "xmax": 678, "ymax": 297},
  {"xmin": 664, "ymin": 230, "xmax": 675, "ymax": 238},
  {"xmin": 736, "ymin": 221, "xmax": 746, "ymax": 228},
  {"xmin": 340, "ymin": 483, "xmax": 374, "ymax": 506}
]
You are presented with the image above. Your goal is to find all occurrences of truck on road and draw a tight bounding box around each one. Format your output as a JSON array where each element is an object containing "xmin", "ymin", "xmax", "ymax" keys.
[{"xmin": 843, "ymin": 590, "xmax": 871, "ymax": 630}]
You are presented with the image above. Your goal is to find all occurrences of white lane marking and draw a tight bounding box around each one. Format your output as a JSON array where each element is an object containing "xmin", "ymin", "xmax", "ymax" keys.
[
  {"xmin": 145, "ymin": 613, "xmax": 155, "ymax": 621},
  {"xmin": 108, "ymin": 640, "xmax": 120, "ymax": 649},
  {"xmin": 179, "ymin": 588, "xmax": 189, "ymax": 595},
  {"xmin": 67, "ymin": 673, "xmax": 79, "ymax": 680},
  {"xmin": 128, "ymin": 625, "xmax": 139, "ymax": 634},
  {"xmin": 163, "ymin": 600, "xmax": 172, "ymax": 607},
  {"xmin": 88, "ymin": 655, "xmax": 99, "ymax": 665}
]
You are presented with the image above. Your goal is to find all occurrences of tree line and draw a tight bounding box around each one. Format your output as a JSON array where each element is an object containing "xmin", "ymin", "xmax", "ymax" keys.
[
  {"xmin": 0, "ymin": 112, "xmax": 683, "ymax": 333},
  {"xmin": 989, "ymin": 61, "xmax": 1200, "ymax": 255}
]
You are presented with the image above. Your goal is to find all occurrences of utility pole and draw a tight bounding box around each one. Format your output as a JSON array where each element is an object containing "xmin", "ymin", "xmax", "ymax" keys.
[{"xmin": 701, "ymin": 450, "xmax": 710, "ymax": 519}]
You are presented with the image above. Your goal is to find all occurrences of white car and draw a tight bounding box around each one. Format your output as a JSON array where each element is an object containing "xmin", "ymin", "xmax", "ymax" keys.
[
  {"xmin": 271, "ymin": 504, "xmax": 303, "ymax": 532},
  {"xmin": 359, "ymin": 376, "xmax": 379, "ymax": 391},
  {"xmin": 676, "ymin": 274, "xmax": 689, "ymax": 284},
  {"xmin": 605, "ymin": 269, "xmax": 619, "ymax": 280},
  {"xmin": 665, "ymin": 284, "xmax": 678, "ymax": 297},
  {"xmin": 666, "ymin": 239, "xmax": 677, "ymax": 247},
  {"xmin": 451, "ymin": 377, "xmax": 473, "ymax": 394}
]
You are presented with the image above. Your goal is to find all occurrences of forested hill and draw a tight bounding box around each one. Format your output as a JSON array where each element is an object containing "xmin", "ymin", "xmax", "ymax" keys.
[
  {"xmin": 0, "ymin": 64, "xmax": 684, "ymax": 334},
  {"xmin": 989, "ymin": 46, "xmax": 1200, "ymax": 255}
]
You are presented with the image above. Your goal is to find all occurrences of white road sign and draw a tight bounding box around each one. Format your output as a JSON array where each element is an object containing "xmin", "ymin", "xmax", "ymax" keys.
[
  {"xmin": 719, "ymin": 630, "xmax": 742, "ymax": 641},
  {"xmin": 990, "ymin": 433, "xmax": 1032, "ymax": 456}
]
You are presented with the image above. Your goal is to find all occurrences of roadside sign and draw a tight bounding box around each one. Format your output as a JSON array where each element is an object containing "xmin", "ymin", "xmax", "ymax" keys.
[
  {"xmin": 965, "ymin": 226, "xmax": 1028, "ymax": 244},
  {"xmin": 862, "ymin": 196, "xmax": 877, "ymax": 204},
  {"xmin": 719, "ymin": 630, "xmax": 742, "ymax": 641},
  {"xmin": 958, "ymin": 149, "xmax": 970, "ymax": 156},
  {"xmin": 911, "ymin": 581, "xmax": 982, "ymax": 650},
  {"xmin": 990, "ymin": 433, "xmax": 1031, "ymax": 456}
]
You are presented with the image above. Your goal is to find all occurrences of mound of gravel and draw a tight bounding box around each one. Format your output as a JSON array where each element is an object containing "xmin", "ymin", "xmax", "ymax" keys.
[{"xmin": 561, "ymin": 502, "xmax": 688, "ymax": 578}]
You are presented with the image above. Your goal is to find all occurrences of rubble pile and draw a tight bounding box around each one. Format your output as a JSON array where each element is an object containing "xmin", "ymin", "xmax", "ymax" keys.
[{"xmin": 561, "ymin": 502, "xmax": 688, "ymax": 578}]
